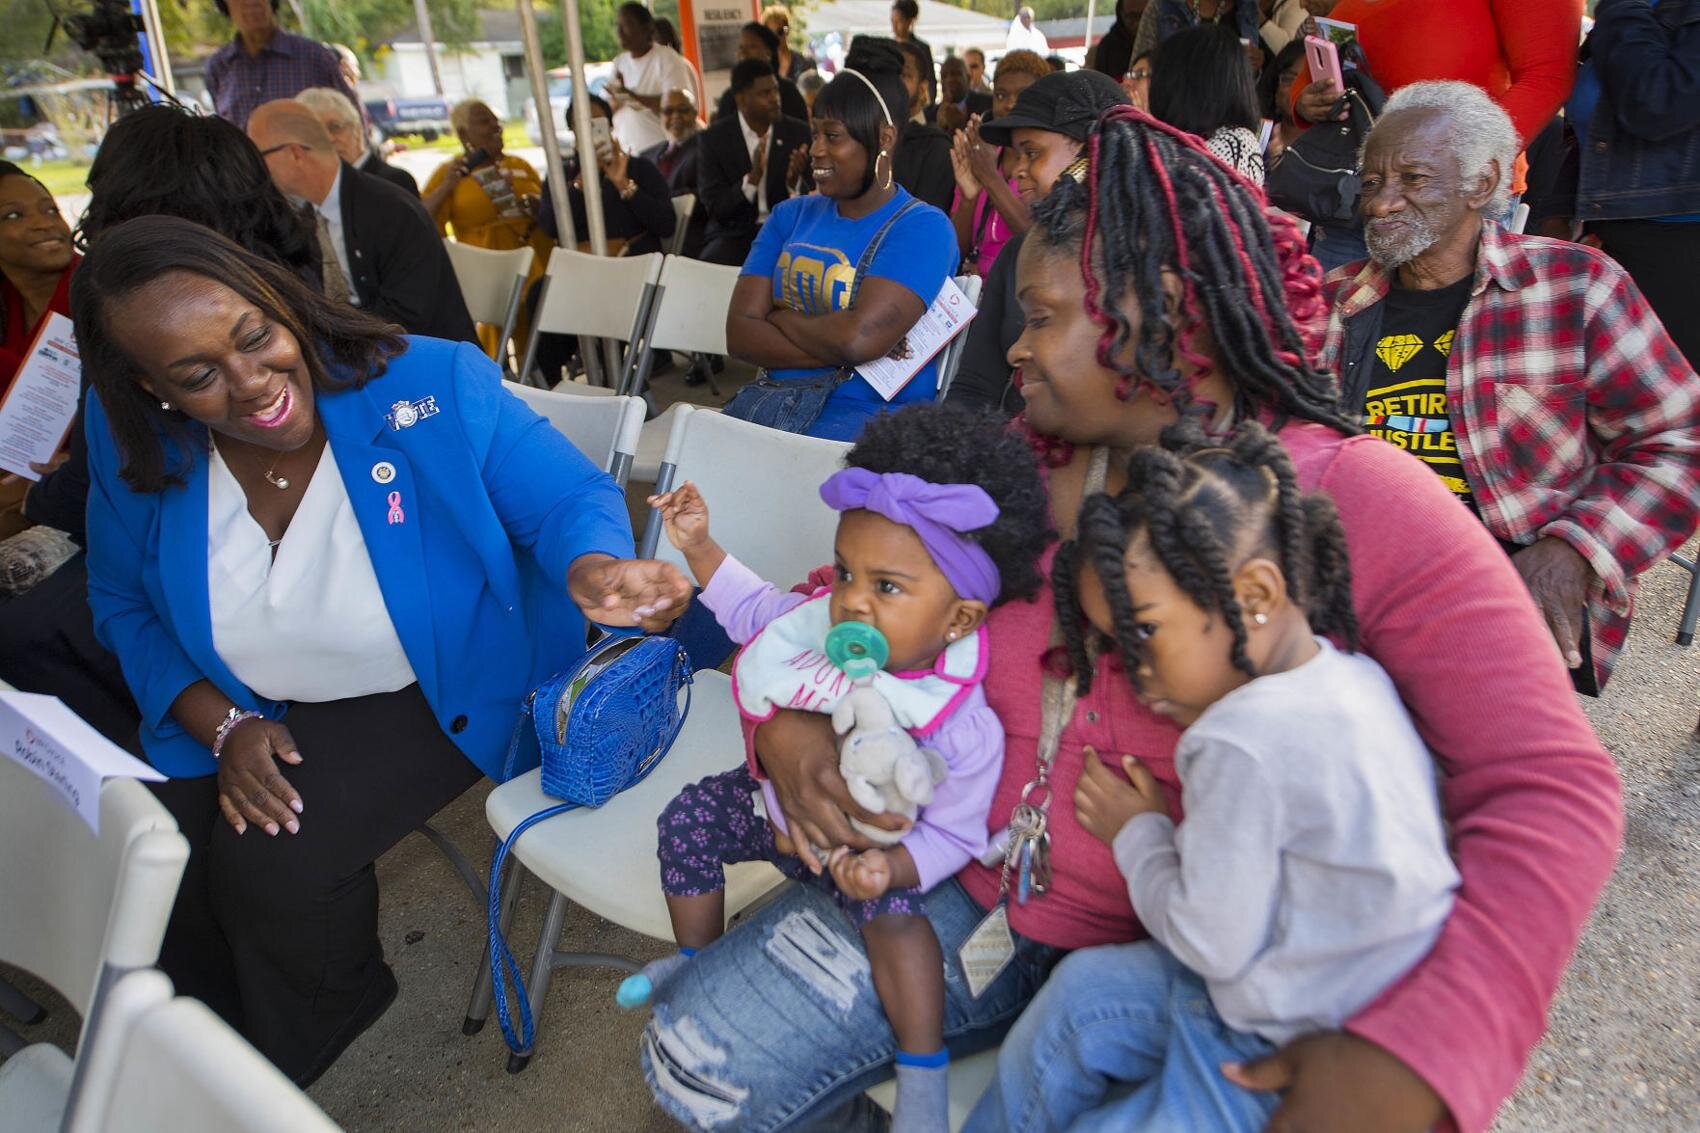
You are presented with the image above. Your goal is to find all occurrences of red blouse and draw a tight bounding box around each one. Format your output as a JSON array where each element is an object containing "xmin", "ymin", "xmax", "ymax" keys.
[{"xmin": 0, "ymin": 257, "xmax": 77, "ymax": 395}]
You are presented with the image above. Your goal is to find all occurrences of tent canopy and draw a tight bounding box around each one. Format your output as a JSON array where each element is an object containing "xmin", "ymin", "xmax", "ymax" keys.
[{"xmin": 800, "ymin": 0, "xmax": 1016, "ymax": 60}]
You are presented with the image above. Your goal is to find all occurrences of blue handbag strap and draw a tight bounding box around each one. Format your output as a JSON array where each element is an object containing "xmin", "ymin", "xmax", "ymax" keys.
[{"xmin": 486, "ymin": 644, "xmax": 693, "ymax": 1055}]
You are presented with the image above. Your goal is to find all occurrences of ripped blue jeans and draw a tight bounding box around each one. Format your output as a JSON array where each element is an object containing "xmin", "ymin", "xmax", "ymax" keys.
[{"xmin": 641, "ymin": 878, "xmax": 1062, "ymax": 1131}]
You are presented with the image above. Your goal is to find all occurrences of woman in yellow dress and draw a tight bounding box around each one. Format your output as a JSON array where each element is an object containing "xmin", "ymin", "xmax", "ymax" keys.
[{"xmin": 423, "ymin": 100, "xmax": 553, "ymax": 358}]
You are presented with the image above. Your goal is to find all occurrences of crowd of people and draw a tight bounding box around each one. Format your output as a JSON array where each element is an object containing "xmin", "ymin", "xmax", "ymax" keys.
[{"xmin": 0, "ymin": 0, "xmax": 1697, "ymax": 1131}]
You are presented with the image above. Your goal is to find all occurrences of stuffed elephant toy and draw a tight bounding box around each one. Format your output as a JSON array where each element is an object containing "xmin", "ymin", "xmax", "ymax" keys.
[{"xmin": 832, "ymin": 681, "xmax": 948, "ymax": 845}]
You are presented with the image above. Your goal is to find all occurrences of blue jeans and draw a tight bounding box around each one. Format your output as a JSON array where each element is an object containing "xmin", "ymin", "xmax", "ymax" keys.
[
  {"xmin": 641, "ymin": 880, "xmax": 1063, "ymax": 1131},
  {"xmin": 964, "ymin": 942, "xmax": 1277, "ymax": 1133}
]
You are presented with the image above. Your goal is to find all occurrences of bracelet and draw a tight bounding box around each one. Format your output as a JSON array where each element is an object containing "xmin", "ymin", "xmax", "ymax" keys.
[
  {"xmin": 212, "ymin": 707, "xmax": 263, "ymax": 760},
  {"xmin": 618, "ymin": 178, "xmax": 638, "ymax": 201}
]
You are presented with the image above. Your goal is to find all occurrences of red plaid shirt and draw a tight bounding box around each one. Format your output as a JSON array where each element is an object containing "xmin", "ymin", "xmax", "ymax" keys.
[{"xmin": 1321, "ymin": 224, "xmax": 1700, "ymax": 686}]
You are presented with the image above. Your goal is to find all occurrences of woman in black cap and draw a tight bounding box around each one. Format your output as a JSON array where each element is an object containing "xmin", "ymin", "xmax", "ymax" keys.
[{"xmin": 945, "ymin": 70, "xmax": 1131, "ymax": 415}]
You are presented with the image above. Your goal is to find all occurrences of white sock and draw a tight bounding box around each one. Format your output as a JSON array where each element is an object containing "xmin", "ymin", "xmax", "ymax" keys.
[{"xmin": 891, "ymin": 1049, "xmax": 949, "ymax": 1133}]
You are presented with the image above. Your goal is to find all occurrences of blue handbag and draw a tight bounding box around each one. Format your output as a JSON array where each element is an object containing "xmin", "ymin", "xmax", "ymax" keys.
[{"xmin": 487, "ymin": 632, "xmax": 693, "ymax": 1055}]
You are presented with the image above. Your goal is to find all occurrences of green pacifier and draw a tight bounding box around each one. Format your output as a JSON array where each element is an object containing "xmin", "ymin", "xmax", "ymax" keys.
[{"xmin": 824, "ymin": 621, "xmax": 890, "ymax": 681}]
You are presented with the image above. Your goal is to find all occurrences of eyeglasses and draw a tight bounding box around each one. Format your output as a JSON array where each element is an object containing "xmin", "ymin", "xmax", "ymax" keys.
[
  {"xmin": 1126, "ymin": 68, "xmax": 1151, "ymax": 82},
  {"xmin": 661, "ymin": 105, "xmax": 696, "ymax": 116}
]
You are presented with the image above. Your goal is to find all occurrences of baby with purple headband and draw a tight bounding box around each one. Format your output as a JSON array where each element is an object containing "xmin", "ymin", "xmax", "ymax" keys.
[{"xmin": 622, "ymin": 405, "xmax": 1050, "ymax": 1132}]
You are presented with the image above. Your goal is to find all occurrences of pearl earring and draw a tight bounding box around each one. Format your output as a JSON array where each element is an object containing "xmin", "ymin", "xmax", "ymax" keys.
[
  {"xmin": 946, "ymin": 630, "xmax": 957, "ymax": 641},
  {"xmin": 160, "ymin": 400, "xmax": 171, "ymax": 411},
  {"xmin": 1253, "ymin": 612, "xmax": 1268, "ymax": 626}
]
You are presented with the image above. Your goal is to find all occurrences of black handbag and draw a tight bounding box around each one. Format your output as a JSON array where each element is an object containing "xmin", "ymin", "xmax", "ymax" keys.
[
  {"xmin": 1265, "ymin": 68, "xmax": 1388, "ymax": 229},
  {"xmin": 725, "ymin": 198, "xmax": 922, "ymax": 434}
]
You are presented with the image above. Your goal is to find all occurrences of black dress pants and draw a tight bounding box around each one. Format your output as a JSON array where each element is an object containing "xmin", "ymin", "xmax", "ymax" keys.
[
  {"xmin": 1592, "ymin": 218, "xmax": 1700, "ymax": 368},
  {"xmin": 0, "ymin": 554, "xmax": 142, "ymax": 755},
  {"xmin": 147, "ymin": 684, "xmax": 482, "ymax": 1086}
]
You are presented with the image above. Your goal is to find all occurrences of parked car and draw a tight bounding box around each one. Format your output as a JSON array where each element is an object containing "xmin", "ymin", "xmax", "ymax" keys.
[
  {"xmin": 362, "ymin": 88, "xmax": 454, "ymax": 142},
  {"xmin": 523, "ymin": 63, "xmax": 614, "ymax": 150}
]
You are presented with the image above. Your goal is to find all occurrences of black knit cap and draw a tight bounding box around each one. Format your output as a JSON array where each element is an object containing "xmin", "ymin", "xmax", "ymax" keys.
[{"xmin": 977, "ymin": 69, "xmax": 1131, "ymax": 146}]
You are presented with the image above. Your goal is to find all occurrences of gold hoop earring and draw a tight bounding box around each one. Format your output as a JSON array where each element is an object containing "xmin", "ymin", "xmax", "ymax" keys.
[{"xmin": 878, "ymin": 149, "xmax": 893, "ymax": 191}]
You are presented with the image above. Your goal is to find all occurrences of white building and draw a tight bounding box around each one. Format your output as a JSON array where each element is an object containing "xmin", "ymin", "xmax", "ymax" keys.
[{"xmin": 377, "ymin": 8, "xmax": 532, "ymax": 119}]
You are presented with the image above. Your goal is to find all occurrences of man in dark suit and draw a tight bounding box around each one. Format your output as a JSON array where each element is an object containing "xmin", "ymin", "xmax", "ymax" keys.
[
  {"xmin": 297, "ymin": 86, "xmax": 420, "ymax": 196},
  {"xmin": 697, "ymin": 60, "xmax": 811, "ymax": 267},
  {"xmin": 926, "ymin": 56, "xmax": 993, "ymax": 131},
  {"xmin": 641, "ymin": 85, "xmax": 706, "ymax": 258},
  {"xmin": 248, "ymin": 100, "xmax": 476, "ymax": 344}
]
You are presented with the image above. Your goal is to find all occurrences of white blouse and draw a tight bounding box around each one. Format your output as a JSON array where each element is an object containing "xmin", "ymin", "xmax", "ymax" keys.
[{"xmin": 207, "ymin": 442, "xmax": 417, "ymax": 703}]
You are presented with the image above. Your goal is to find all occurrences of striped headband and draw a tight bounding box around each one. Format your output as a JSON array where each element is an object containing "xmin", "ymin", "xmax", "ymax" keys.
[{"xmin": 836, "ymin": 67, "xmax": 893, "ymax": 126}]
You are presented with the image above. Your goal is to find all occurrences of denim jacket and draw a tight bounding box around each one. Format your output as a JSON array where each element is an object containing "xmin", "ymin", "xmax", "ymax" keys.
[{"xmin": 1574, "ymin": 0, "xmax": 1700, "ymax": 220}]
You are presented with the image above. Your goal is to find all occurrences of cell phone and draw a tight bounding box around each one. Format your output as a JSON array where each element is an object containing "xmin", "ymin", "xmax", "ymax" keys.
[
  {"xmin": 463, "ymin": 146, "xmax": 493, "ymax": 171},
  {"xmin": 1305, "ymin": 34, "xmax": 1344, "ymax": 94},
  {"xmin": 590, "ymin": 117, "xmax": 613, "ymax": 161}
]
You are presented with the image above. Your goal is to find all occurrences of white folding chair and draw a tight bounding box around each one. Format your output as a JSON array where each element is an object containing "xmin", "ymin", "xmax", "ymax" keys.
[
  {"xmin": 464, "ymin": 406, "xmax": 850, "ymax": 1072},
  {"xmin": 934, "ymin": 273, "xmax": 983, "ymax": 402},
  {"xmin": 0, "ymin": 754, "xmax": 188, "ymax": 1133},
  {"xmin": 444, "ymin": 242, "xmax": 535, "ymax": 375},
  {"xmin": 865, "ymin": 1047, "xmax": 1002, "ymax": 1131},
  {"xmin": 518, "ymin": 248, "xmax": 663, "ymax": 392},
  {"xmin": 502, "ymin": 379, "xmax": 646, "ymax": 487},
  {"xmin": 638, "ymin": 403, "xmax": 852, "ymax": 576},
  {"xmin": 667, "ymin": 193, "xmax": 697, "ymax": 256},
  {"xmin": 625, "ymin": 254, "xmax": 742, "ymax": 398},
  {"xmin": 66, "ymin": 970, "xmax": 340, "ymax": 1133}
]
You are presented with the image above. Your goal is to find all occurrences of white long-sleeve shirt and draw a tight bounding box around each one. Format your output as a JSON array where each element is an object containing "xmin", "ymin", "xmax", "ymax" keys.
[{"xmin": 1114, "ymin": 638, "xmax": 1459, "ymax": 1044}]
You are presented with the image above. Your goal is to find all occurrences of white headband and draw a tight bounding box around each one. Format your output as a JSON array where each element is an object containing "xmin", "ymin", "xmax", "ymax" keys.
[{"xmin": 836, "ymin": 67, "xmax": 893, "ymax": 126}]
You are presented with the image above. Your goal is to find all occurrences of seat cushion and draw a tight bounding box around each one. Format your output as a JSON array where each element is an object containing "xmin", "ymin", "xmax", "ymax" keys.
[{"xmin": 486, "ymin": 671, "xmax": 785, "ymax": 941}]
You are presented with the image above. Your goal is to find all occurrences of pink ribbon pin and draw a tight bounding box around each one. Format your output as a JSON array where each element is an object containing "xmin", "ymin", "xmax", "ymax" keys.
[{"xmin": 387, "ymin": 490, "xmax": 405, "ymax": 525}]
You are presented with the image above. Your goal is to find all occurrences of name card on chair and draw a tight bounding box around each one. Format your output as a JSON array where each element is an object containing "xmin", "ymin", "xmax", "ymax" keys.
[{"xmin": 0, "ymin": 692, "xmax": 164, "ymax": 833}]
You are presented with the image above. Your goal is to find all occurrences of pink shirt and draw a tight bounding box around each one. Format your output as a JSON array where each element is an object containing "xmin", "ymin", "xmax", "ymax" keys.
[
  {"xmin": 747, "ymin": 421, "xmax": 1622, "ymax": 1133},
  {"xmin": 953, "ymin": 167, "xmax": 1020, "ymax": 276}
]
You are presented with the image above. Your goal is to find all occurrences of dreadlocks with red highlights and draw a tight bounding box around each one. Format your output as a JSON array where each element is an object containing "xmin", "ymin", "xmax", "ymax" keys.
[{"xmin": 1017, "ymin": 106, "xmax": 1351, "ymax": 466}]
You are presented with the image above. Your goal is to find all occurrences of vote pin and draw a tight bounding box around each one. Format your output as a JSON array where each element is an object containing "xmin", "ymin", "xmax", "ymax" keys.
[{"xmin": 371, "ymin": 461, "xmax": 396, "ymax": 484}]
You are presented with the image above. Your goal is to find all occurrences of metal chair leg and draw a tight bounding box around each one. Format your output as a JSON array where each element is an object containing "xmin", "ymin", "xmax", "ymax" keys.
[
  {"xmin": 1673, "ymin": 554, "xmax": 1699, "ymax": 647},
  {"xmin": 507, "ymin": 889, "xmax": 571, "ymax": 1074},
  {"xmin": 462, "ymin": 848, "xmax": 522, "ymax": 1036},
  {"xmin": 414, "ymin": 821, "xmax": 488, "ymax": 906}
]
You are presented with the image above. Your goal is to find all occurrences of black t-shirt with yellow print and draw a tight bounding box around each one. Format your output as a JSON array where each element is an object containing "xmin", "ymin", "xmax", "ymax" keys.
[{"xmin": 1361, "ymin": 275, "xmax": 1476, "ymax": 507}]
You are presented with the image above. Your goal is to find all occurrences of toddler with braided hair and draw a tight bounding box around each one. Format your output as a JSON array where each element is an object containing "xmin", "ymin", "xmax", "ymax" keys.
[{"xmin": 969, "ymin": 422, "xmax": 1460, "ymax": 1133}]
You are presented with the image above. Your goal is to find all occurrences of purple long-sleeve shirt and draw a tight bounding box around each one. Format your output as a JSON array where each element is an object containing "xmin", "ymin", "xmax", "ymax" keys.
[{"xmin": 701, "ymin": 554, "xmax": 1003, "ymax": 892}]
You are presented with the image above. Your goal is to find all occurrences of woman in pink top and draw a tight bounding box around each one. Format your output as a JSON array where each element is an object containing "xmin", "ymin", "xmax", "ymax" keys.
[
  {"xmin": 948, "ymin": 49, "xmax": 1050, "ymax": 275},
  {"xmin": 640, "ymin": 110, "xmax": 1622, "ymax": 1133}
]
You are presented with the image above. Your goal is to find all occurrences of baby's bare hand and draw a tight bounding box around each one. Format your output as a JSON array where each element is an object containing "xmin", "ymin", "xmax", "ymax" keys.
[{"xmin": 646, "ymin": 480, "xmax": 711, "ymax": 551}]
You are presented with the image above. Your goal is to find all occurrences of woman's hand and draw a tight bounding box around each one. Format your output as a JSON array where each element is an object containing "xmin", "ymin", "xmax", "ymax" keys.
[
  {"xmin": 1222, "ymin": 1032, "xmax": 1447, "ymax": 1133},
  {"xmin": 1074, "ymin": 748, "xmax": 1164, "ymax": 846},
  {"xmin": 600, "ymin": 138, "xmax": 631, "ymax": 189},
  {"xmin": 1297, "ymin": 78, "xmax": 1348, "ymax": 124},
  {"xmin": 828, "ymin": 846, "xmax": 893, "ymax": 901},
  {"xmin": 567, "ymin": 553, "xmax": 692, "ymax": 631},
  {"xmin": 962, "ymin": 119, "xmax": 1003, "ymax": 191},
  {"xmin": 216, "ymin": 718, "xmax": 304, "ymax": 837},
  {"xmin": 950, "ymin": 126, "xmax": 984, "ymax": 200},
  {"xmin": 754, "ymin": 710, "xmax": 908, "ymax": 873}
]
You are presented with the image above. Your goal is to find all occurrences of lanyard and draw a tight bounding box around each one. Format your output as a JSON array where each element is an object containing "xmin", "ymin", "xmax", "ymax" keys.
[{"xmin": 998, "ymin": 445, "xmax": 1110, "ymax": 904}]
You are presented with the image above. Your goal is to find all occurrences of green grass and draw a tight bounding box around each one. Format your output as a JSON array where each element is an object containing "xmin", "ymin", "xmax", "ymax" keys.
[
  {"xmin": 401, "ymin": 122, "xmax": 531, "ymax": 153},
  {"xmin": 26, "ymin": 160, "xmax": 93, "ymax": 199}
]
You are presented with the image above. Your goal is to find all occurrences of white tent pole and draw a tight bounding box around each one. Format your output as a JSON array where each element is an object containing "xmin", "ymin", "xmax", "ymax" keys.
[
  {"xmin": 137, "ymin": 0, "xmax": 175, "ymax": 95},
  {"xmin": 516, "ymin": 0, "xmax": 577, "ymax": 249},
  {"xmin": 1084, "ymin": 0, "xmax": 1098, "ymax": 59},
  {"xmin": 559, "ymin": 0, "xmax": 608, "ymax": 257},
  {"xmin": 414, "ymin": 0, "xmax": 447, "ymax": 96}
]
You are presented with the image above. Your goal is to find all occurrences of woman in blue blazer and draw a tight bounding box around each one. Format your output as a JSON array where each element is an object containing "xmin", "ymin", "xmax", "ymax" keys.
[{"xmin": 73, "ymin": 215, "xmax": 689, "ymax": 1084}]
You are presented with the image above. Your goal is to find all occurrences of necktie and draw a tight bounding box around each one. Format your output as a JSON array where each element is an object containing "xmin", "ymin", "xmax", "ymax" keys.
[{"xmin": 315, "ymin": 211, "xmax": 352, "ymax": 304}]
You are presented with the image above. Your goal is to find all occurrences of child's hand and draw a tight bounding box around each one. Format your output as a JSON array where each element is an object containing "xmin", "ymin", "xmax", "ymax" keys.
[
  {"xmin": 827, "ymin": 846, "xmax": 893, "ymax": 901},
  {"xmin": 1075, "ymin": 746, "xmax": 1167, "ymax": 847},
  {"xmin": 647, "ymin": 480, "xmax": 712, "ymax": 553},
  {"xmin": 770, "ymin": 824, "xmax": 796, "ymax": 857}
]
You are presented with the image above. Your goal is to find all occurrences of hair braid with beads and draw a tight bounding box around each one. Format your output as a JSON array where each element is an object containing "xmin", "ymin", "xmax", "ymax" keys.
[
  {"xmin": 1055, "ymin": 421, "xmax": 1359, "ymax": 696},
  {"xmin": 1018, "ymin": 106, "xmax": 1355, "ymax": 468}
]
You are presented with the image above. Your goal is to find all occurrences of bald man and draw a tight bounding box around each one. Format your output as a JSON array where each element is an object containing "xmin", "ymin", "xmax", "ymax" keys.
[
  {"xmin": 248, "ymin": 99, "xmax": 474, "ymax": 343},
  {"xmin": 640, "ymin": 86, "xmax": 704, "ymax": 256}
]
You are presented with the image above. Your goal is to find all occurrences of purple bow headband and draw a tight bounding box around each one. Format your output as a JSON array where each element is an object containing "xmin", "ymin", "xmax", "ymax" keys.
[{"xmin": 819, "ymin": 468, "xmax": 1002, "ymax": 604}]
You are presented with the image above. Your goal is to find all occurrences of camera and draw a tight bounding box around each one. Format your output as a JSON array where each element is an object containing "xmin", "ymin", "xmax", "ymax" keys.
[{"xmin": 57, "ymin": 0, "xmax": 146, "ymax": 79}]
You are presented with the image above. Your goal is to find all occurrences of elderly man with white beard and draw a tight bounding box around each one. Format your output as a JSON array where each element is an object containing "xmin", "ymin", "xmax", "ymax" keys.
[{"xmin": 1320, "ymin": 80, "xmax": 1700, "ymax": 696}]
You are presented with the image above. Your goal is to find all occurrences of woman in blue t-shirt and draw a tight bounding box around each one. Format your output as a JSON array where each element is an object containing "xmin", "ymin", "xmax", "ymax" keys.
[{"xmin": 725, "ymin": 37, "xmax": 959, "ymax": 442}]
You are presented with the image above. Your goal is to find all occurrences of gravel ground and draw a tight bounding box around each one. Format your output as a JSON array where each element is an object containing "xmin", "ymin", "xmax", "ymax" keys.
[{"xmin": 4, "ymin": 478, "xmax": 1696, "ymax": 1130}]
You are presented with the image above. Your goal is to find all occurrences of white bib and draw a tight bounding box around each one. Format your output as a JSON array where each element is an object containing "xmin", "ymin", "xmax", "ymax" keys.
[{"xmin": 731, "ymin": 591, "xmax": 985, "ymax": 737}]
